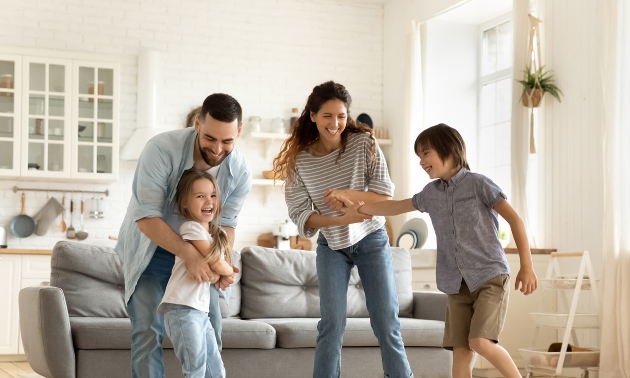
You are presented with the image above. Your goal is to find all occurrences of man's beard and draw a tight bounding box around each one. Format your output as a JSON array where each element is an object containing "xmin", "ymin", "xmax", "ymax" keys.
[{"xmin": 197, "ymin": 135, "xmax": 230, "ymax": 167}]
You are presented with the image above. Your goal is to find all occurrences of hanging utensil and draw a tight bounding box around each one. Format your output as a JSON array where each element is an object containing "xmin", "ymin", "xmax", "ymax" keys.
[
  {"xmin": 9, "ymin": 192, "xmax": 35, "ymax": 238},
  {"xmin": 66, "ymin": 196, "xmax": 76, "ymax": 239},
  {"xmin": 76, "ymin": 194, "xmax": 88, "ymax": 240},
  {"xmin": 60, "ymin": 193, "xmax": 67, "ymax": 232}
]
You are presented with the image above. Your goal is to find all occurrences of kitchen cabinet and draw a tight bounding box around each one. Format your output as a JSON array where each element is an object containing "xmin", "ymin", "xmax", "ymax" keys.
[
  {"xmin": 0, "ymin": 54, "xmax": 21, "ymax": 175},
  {"xmin": 410, "ymin": 248, "xmax": 439, "ymax": 292},
  {"xmin": 0, "ymin": 253, "xmax": 51, "ymax": 356},
  {"xmin": 0, "ymin": 50, "xmax": 119, "ymax": 182}
]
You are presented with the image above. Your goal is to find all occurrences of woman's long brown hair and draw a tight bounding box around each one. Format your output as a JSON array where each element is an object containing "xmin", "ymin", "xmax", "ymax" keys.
[
  {"xmin": 271, "ymin": 81, "xmax": 375, "ymax": 185},
  {"xmin": 176, "ymin": 168, "xmax": 232, "ymax": 266}
]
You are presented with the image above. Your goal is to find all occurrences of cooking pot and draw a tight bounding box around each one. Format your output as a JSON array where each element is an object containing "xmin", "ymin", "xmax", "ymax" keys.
[
  {"xmin": 0, "ymin": 225, "xmax": 7, "ymax": 248},
  {"xmin": 9, "ymin": 193, "xmax": 35, "ymax": 238}
]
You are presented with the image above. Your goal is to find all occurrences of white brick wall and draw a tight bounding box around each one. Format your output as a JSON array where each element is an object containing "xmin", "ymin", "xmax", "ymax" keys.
[{"xmin": 0, "ymin": 0, "xmax": 384, "ymax": 250}]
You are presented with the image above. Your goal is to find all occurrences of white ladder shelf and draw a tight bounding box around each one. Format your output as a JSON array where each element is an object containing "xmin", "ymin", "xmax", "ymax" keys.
[{"xmin": 520, "ymin": 251, "xmax": 600, "ymax": 378}]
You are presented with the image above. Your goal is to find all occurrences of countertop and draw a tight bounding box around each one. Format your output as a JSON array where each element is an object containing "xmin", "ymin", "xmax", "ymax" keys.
[
  {"xmin": 504, "ymin": 248, "xmax": 556, "ymax": 255},
  {"xmin": 0, "ymin": 248, "xmax": 53, "ymax": 255}
]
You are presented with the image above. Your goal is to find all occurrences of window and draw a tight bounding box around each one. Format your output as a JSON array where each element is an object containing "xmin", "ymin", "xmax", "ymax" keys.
[{"xmin": 478, "ymin": 19, "xmax": 512, "ymax": 199}]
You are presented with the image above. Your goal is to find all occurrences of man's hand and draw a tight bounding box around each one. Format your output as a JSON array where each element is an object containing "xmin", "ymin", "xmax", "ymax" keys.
[
  {"xmin": 215, "ymin": 266, "xmax": 240, "ymax": 290},
  {"xmin": 324, "ymin": 189, "xmax": 345, "ymax": 212},
  {"xmin": 181, "ymin": 245, "xmax": 220, "ymax": 283}
]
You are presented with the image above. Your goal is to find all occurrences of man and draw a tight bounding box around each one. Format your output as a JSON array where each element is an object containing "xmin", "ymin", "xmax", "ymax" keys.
[{"xmin": 115, "ymin": 93, "xmax": 252, "ymax": 378}]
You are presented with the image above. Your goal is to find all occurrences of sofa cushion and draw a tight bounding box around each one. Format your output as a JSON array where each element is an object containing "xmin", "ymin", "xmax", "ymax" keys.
[
  {"xmin": 51, "ymin": 241, "xmax": 128, "ymax": 318},
  {"xmin": 258, "ymin": 318, "xmax": 444, "ymax": 348},
  {"xmin": 239, "ymin": 246, "xmax": 413, "ymax": 319},
  {"xmin": 70, "ymin": 317, "xmax": 277, "ymax": 350},
  {"xmin": 219, "ymin": 250, "xmax": 242, "ymax": 318},
  {"xmin": 222, "ymin": 319, "xmax": 276, "ymax": 349}
]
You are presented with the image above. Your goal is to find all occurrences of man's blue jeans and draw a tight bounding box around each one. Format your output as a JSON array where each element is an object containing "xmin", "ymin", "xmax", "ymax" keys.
[
  {"xmin": 313, "ymin": 228, "xmax": 413, "ymax": 378},
  {"xmin": 162, "ymin": 303, "xmax": 225, "ymax": 378},
  {"xmin": 127, "ymin": 247, "xmax": 223, "ymax": 378}
]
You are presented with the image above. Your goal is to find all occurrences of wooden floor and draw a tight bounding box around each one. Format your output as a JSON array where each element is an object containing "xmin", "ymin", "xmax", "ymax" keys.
[{"xmin": 0, "ymin": 362, "xmax": 42, "ymax": 378}]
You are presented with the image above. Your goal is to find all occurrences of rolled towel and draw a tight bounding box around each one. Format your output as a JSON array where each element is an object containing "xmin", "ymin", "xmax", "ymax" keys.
[{"xmin": 32, "ymin": 198, "xmax": 65, "ymax": 236}]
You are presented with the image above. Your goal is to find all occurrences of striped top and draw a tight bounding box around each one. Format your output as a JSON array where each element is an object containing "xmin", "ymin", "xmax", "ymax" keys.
[{"xmin": 285, "ymin": 132, "xmax": 394, "ymax": 250}]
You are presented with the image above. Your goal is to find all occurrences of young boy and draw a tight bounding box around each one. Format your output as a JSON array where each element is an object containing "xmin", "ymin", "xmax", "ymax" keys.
[{"xmin": 338, "ymin": 123, "xmax": 537, "ymax": 378}]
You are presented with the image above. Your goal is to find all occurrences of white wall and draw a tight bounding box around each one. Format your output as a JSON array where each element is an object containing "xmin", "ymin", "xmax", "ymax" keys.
[
  {"xmin": 0, "ymin": 0, "xmax": 384, "ymax": 251},
  {"xmin": 535, "ymin": 0, "xmax": 603, "ymax": 272}
]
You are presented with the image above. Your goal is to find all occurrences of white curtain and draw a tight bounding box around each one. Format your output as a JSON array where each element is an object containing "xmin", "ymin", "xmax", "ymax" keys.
[
  {"xmin": 600, "ymin": 0, "xmax": 630, "ymax": 375},
  {"xmin": 404, "ymin": 20, "xmax": 423, "ymax": 202},
  {"xmin": 393, "ymin": 20, "xmax": 423, "ymax": 236},
  {"xmin": 509, "ymin": 0, "xmax": 536, "ymax": 247}
]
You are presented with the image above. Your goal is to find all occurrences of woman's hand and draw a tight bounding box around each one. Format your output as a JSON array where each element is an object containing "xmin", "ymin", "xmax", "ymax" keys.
[{"xmin": 324, "ymin": 189, "xmax": 345, "ymax": 212}]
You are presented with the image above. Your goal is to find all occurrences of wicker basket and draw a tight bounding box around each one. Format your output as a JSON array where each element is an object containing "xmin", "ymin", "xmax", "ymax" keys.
[{"xmin": 522, "ymin": 88, "xmax": 544, "ymax": 108}]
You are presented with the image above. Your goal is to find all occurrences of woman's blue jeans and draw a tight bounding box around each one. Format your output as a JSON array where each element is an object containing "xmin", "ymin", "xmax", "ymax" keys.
[
  {"xmin": 313, "ymin": 227, "xmax": 413, "ymax": 378},
  {"xmin": 162, "ymin": 303, "xmax": 225, "ymax": 378},
  {"xmin": 127, "ymin": 246, "xmax": 223, "ymax": 378}
]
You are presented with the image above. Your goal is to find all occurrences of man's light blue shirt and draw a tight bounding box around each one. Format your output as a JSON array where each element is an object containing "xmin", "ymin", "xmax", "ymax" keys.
[{"xmin": 115, "ymin": 127, "xmax": 252, "ymax": 303}]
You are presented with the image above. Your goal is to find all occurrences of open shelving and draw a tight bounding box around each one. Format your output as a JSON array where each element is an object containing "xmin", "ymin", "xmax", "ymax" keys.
[{"xmin": 519, "ymin": 251, "xmax": 600, "ymax": 378}]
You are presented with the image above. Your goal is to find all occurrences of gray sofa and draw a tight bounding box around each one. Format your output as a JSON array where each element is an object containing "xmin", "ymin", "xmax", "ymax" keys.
[{"xmin": 19, "ymin": 241, "xmax": 452, "ymax": 378}]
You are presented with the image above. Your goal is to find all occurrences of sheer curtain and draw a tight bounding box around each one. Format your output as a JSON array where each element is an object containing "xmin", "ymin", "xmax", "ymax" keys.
[
  {"xmin": 600, "ymin": 0, "xmax": 630, "ymax": 375},
  {"xmin": 400, "ymin": 20, "xmax": 423, "ymax": 222},
  {"xmin": 510, "ymin": 0, "xmax": 536, "ymax": 247}
]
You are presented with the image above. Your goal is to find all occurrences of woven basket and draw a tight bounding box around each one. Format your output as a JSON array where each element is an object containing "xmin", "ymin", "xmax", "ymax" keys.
[{"xmin": 522, "ymin": 88, "xmax": 544, "ymax": 108}]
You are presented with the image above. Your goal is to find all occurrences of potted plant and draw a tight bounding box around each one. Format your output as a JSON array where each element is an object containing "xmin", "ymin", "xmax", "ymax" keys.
[
  {"xmin": 498, "ymin": 226, "xmax": 510, "ymax": 249},
  {"xmin": 518, "ymin": 65, "xmax": 563, "ymax": 108}
]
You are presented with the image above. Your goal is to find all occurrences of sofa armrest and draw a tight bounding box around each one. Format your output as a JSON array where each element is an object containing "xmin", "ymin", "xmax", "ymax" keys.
[
  {"xmin": 412, "ymin": 291, "xmax": 447, "ymax": 321},
  {"xmin": 19, "ymin": 286, "xmax": 76, "ymax": 378}
]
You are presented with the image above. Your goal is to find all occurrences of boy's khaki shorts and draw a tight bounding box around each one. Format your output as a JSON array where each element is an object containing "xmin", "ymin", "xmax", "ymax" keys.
[{"xmin": 442, "ymin": 274, "xmax": 510, "ymax": 350}]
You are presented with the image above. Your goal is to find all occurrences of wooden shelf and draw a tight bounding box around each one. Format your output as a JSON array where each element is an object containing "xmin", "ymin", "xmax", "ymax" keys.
[{"xmin": 252, "ymin": 178, "xmax": 283, "ymax": 205}]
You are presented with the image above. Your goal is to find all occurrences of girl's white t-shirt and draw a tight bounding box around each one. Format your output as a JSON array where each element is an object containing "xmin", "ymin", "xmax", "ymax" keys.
[{"xmin": 158, "ymin": 221, "xmax": 224, "ymax": 313}]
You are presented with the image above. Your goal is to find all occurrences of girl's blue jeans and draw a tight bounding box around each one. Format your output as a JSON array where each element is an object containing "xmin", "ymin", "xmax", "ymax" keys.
[
  {"xmin": 313, "ymin": 227, "xmax": 413, "ymax": 378},
  {"xmin": 127, "ymin": 246, "xmax": 223, "ymax": 378},
  {"xmin": 162, "ymin": 303, "xmax": 225, "ymax": 378}
]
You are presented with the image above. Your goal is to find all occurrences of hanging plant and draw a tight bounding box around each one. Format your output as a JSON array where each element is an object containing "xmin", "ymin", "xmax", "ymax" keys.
[{"xmin": 518, "ymin": 65, "xmax": 563, "ymax": 108}]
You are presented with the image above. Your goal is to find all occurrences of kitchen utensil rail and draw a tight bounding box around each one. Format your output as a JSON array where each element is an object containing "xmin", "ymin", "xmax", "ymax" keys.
[{"xmin": 13, "ymin": 186, "xmax": 109, "ymax": 196}]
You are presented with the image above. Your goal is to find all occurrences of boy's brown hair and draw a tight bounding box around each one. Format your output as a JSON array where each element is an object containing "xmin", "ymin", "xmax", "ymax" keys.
[
  {"xmin": 176, "ymin": 168, "xmax": 232, "ymax": 266},
  {"xmin": 414, "ymin": 123, "xmax": 470, "ymax": 171}
]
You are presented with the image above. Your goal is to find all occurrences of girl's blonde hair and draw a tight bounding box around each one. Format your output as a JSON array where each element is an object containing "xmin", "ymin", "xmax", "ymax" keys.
[
  {"xmin": 176, "ymin": 168, "xmax": 232, "ymax": 266},
  {"xmin": 271, "ymin": 81, "xmax": 375, "ymax": 185}
]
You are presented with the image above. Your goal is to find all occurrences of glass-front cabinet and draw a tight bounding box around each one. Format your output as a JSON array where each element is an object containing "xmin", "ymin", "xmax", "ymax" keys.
[
  {"xmin": 21, "ymin": 57, "xmax": 72, "ymax": 178},
  {"xmin": 73, "ymin": 61, "xmax": 118, "ymax": 179},
  {"xmin": 0, "ymin": 50, "xmax": 119, "ymax": 182},
  {"xmin": 0, "ymin": 54, "xmax": 21, "ymax": 176}
]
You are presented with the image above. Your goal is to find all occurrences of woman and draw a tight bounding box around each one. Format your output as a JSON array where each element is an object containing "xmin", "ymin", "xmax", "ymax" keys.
[{"xmin": 272, "ymin": 81, "xmax": 413, "ymax": 378}]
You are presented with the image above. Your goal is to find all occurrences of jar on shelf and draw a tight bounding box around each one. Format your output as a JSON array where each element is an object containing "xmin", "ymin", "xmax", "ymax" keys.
[
  {"xmin": 271, "ymin": 117, "xmax": 285, "ymax": 134},
  {"xmin": 248, "ymin": 116, "xmax": 261, "ymax": 132}
]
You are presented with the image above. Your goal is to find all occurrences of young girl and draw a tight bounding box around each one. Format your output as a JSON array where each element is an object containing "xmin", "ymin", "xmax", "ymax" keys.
[
  {"xmin": 339, "ymin": 124, "xmax": 538, "ymax": 378},
  {"xmin": 158, "ymin": 168, "xmax": 233, "ymax": 378},
  {"xmin": 272, "ymin": 81, "xmax": 413, "ymax": 378}
]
